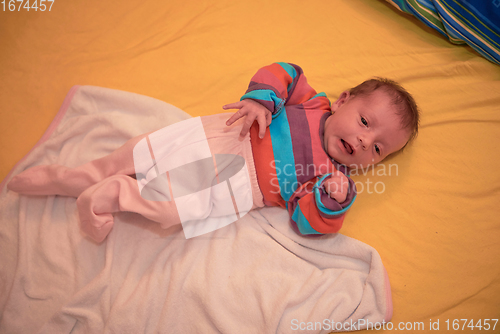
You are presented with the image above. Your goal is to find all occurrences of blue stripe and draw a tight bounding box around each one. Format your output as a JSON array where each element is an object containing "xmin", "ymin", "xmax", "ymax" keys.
[
  {"xmin": 276, "ymin": 62, "xmax": 297, "ymax": 94},
  {"xmin": 391, "ymin": 0, "xmax": 449, "ymax": 39},
  {"xmin": 241, "ymin": 90, "xmax": 274, "ymax": 103},
  {"xmin": 292, "ymin": 206, "xmax": 322, "ymax": 235},
  {"xmin": 276, "ymin": 62, "xmax": 297, "ymax": 81},
  {"xmin": 418, "ymin": 0, "xmax": 435, "ymax": 11},
  {"xmin": 410, "ymin": 5, "xmax": 449, "ymax": 38},
  {"xmin": 269, "ymin": 107, "xmax": 297, "ymax": 202},
  {"xmin": 461, "ymin": 0, "xmax": 500, "ymax": 33},
  {"xmin": 436, "ymin": 4, "xmax": 500, "ymax": 63},
  {"xmin": 442, "ymin": 19, "xmax": 500, "ymax": 63},
  {"xmin": 312, "ymin": 92, "xmax": 330, "ymax": 102},
  {"xmin": 313, "ymin": 174, "xmax": 357, "ymax": 216},
  {"xmin": 391, "ymin": 0, "xmax": 499, "ymax": 65},
  {"xmin": 438, "ymin": 0, "xmax": 499, "ymax": 48}
]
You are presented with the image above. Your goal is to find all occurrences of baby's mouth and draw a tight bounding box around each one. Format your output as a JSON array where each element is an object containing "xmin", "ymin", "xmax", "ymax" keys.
[{"xmin": 341, "ymin": 139, "xmax": 353, "ymax": 154}]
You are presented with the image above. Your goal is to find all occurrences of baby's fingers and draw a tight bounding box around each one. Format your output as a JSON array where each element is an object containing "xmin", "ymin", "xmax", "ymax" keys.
[
  {"xmin": 224, "ymin": 102, "xmax": 245, "ymax": 126},
  {"xmin": 239, "ymin": 115, "xmax": 255, "ymax": 137},
  {"xmin": 256, "ymin": 113, "xmax": 267, "ymax": 139},
  {"xmin": 223, "ymin": 102, "xmax": 243, "ymax": 110}
]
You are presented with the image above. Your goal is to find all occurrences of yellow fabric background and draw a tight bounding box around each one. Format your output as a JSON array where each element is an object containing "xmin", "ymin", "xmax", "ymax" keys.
[{"xmin": 1, "ymin": 0, "xmax": 499, "ymax": 332}]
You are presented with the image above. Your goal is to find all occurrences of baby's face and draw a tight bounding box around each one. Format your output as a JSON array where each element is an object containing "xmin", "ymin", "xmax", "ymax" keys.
[{"xmin": 323, "ymin": 89, "xmax": 411, "ymax": 168}]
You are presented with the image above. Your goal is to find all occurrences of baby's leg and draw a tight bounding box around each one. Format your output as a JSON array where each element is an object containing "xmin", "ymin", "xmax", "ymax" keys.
[
  {"xmin": 76, "ymin": 174, "xmax": 181, "ymax": 242},
  {"xmin": 7, "ymin": 132, "xmax": 150, "ymax": 197}
]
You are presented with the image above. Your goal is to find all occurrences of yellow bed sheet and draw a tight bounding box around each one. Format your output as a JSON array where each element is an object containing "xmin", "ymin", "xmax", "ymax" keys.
[{"xmin": 1, "ymin": 0, "xmax": 499, "ymax": 332}]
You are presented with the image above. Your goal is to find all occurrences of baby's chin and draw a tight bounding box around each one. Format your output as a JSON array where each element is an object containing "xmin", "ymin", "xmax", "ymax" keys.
[{"xmin": 332, "ymin": 157, "xmax": 376, "ymax": 170}]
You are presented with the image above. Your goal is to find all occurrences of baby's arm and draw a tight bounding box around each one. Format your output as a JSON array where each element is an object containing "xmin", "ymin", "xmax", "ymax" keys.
[
  {"xmin": 287, "ymin": 171, "xmax": 356, "ymax": 235},
  {"xmin": 323, "ymin": 171, "xmax": 349, "ymax": 203},
  {"xmin": 224, "ymin": 62, "xmax": 322, "ymax": 136}
]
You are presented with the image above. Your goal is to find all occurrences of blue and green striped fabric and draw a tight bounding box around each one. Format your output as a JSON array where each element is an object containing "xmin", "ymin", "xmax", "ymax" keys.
[{"xmin": 387, "ymin": 0, "xmax": 500, "ymax": 65}]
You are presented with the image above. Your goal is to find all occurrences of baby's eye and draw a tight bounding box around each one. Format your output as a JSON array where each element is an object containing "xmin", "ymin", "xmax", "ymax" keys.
[
  {"xmin": 375, "ymin": 144, "xmax": 380, "ymax": 154},
  {"xmin": 361, "ymin": 117, "xmax": 368, "ymax": 126}
]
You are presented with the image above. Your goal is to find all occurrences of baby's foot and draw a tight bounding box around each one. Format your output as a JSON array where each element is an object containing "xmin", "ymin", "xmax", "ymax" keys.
[
  {"xmin": 7, "ymin": 174, "xmax": 34, "ymax": 193},
  {"xmin": 7, "ymin": 165, "xmax": 78, "ymax": 197}
]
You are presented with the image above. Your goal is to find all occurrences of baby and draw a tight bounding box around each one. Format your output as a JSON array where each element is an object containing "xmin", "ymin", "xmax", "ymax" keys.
[{"xmin": 7, "ymin": 62, "xmax": 419, "ymax": 242}]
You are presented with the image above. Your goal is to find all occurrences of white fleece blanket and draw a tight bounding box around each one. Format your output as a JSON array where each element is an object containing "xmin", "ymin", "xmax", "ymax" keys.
[{"xmin": 0, "ymin": 86, "xmax": 392, "ymax": 333}]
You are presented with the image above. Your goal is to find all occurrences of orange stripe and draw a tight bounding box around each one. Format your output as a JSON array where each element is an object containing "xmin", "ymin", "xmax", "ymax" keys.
[
  {"xmin": 211, "ymin": 154, "xmax": 220, "ymax": 184},
  {"xmin": 299, "ymin": 194, "xmax": 344, "ymax": 233},
  {"xmin": 250, "ymin": 123, "xmax": 285, "ymax": 207},
  {"xmin": 165, "ymin": 171, "xmax": 175, "ymax": 202},
  {"xmin": 145, "ymin": 135, "xmax": 160, "ymax": 178},
  {"xmin": 286, "ymin": 75, "xmax": 317, "ymax": 105},
  {"xmin": 265, "ymin": 63, "xmax": 293, "ymax": 95}
]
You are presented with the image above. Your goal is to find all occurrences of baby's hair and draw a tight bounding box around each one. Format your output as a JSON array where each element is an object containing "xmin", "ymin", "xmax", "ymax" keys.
[{"xmin": 349, "ymin": 78, "xmax": 420, "ymax": 148}]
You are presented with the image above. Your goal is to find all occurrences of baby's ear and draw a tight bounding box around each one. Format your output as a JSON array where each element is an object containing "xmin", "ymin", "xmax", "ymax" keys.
[{"xmin": 331, "ymin": 91, "xmax": 351, "ymax": 112}]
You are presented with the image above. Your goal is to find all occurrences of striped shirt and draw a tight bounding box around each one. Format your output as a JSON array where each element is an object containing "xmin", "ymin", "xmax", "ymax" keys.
[{"xmin": 243, "ymin": 62, "xmax": 357, "ymax": 235}]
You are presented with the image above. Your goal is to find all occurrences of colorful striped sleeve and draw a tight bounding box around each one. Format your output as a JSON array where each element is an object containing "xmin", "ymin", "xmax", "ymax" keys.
[
  {"xmin": 240, "ymin": 62, "xmax": 319, "ymax": 117},
  {"xmin": 288, "ymin": 173, "xmax": 357, "ymax": 235}
]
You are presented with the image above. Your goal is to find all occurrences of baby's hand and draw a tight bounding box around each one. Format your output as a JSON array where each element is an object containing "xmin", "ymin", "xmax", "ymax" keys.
[
  {"xmin": 224, "ymin": 99, "xmax": 272, "ymax": 139},
  {"xmin": 323, "ymin": 171, "xmax": 349, "ymax": 203}
]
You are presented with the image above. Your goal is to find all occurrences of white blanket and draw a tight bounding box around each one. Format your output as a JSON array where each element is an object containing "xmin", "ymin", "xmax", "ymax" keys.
[{"xmin": 0, "ymin": 86, "xmax": 392, "ymax": 333}]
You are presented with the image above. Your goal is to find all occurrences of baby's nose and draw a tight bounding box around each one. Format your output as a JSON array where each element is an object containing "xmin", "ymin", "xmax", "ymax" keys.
[
  {"xmin": 358, "ymin": 136, "xmax": 371, "ymax": 150},
  {"xmin": 358, "ymin": 137, "xmax": 367, "ymax": 150}
]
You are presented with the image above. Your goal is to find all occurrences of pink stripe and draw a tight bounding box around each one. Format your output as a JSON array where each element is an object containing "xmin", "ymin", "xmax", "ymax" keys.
[
  {"xmin": 287, "ymin": 75, "xmax": 315, "ymax": 105},
  {"xmin": 383, "ymin": 267, "xmax": 394, "ymax": 322},
  {"xmin": 253, "ymin": 69, "xmax": 287, "ymax": 97},
  {"xmin": 0, "ymin": 85, "xmax": 81, "ymax": 190},
  {"xmin": 307, "ymin": 112, "xmax": 333, "ymax": 175}
]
